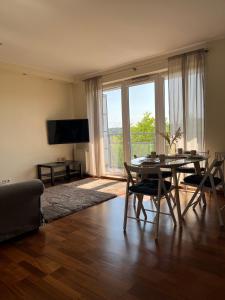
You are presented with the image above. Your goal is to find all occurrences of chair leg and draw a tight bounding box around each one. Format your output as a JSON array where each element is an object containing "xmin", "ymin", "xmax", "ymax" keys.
[
  {"xmin": 201, "ymin": 192, "xmax": 207, "ymax": 207},
  {"xmin": 154, "ymin": 197, "xmax": 161, "ymax": 240},
  {"xmin": 177, "ymin": 173, "xmax": 181, "ymax": 184},
  {"xmin": 212, "ymin": 186, "xmax": 224, "ymax": 227},
  {"xmin": 169, "ymin": 191, "xmax": 176, "ymax": 206},
  {"xmin": 152, "ymin": 197, "xmax": 157, "ymax": 209},
  {"xmin": 223, "ymin": 180, "xmax": 225, "ymax": 198},
  {"xmin": 136, "ymin": 194, "xmax": 147, "ymax": 220},
  {"xmin": 123, "ymin": 190, "xmax": 129, "ymax": 231},
  {"xmin": 133, "ymin": 194, "xmax": 136, "ymax": 210},
  {"xmin": 193, "ymin": 191, "xmax": 203, "ymax": 209},
  {"xmin": 182, "ymin": 187, "xmax": 201, "ymax": 217},
  {"xmin": 165, "ymin": 193, "xmax": 177, "ymax": 226}
]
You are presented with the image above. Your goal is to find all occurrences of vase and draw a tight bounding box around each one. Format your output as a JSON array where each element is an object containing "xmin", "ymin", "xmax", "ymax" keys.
[{"xmin": 168, "ymin": 143, "xmax": 176, "ymax": 155}]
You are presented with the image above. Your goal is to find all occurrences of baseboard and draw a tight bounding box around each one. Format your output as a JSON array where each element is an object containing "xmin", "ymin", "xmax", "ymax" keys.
[{"xmin": 85, "ymin": 174, "xmax": 125, "ymax": 182}]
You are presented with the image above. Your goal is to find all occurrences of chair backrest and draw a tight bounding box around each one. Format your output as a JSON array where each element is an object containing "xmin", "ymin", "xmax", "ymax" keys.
[
  {"xmin": 215, "ymin": 152, "xmax": 225, "ymax": 178},
  {"xmin": 199, "ymin": 158, "xmax": 224, "ymax": 189},
  {"xmin": 124, "ymin": 162, "xmax": 168, "ymax": 197},
  {"xmin": 198, "ymin": 150, "xmax": 210, "ymax": 169},
  {"xmin": 124, "ymin": 162, "xmax": 162, "ymax": 184},
  {"xmin": 198, "ymin": 150, "xmax": 210, "ymax": 156},
  {"xmin": 215, "ymin": 152, "xmax": 225, "ymax": 160}
]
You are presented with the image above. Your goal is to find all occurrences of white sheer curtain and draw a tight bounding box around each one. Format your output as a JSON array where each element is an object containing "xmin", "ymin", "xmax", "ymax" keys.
[
  {"xmin": 85, "ymin": 77, "xmax": 104, "ymax": 176},
  {"xmin": 168, "ymin": 50, "xmax": 205, "ymax": 151},
  {"xmin": 168, "ymin": 56, "xmax": 184, "ymax": 149}
]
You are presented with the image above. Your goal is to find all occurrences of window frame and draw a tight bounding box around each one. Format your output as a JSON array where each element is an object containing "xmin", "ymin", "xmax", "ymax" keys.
[{"xmin": 102, "ymin": 72, "xmax": 168, "ymax": 176}]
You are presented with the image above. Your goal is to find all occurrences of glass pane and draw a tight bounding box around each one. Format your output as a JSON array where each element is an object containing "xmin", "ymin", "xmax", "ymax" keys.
[
  {"xmin": 129, "ymin": 82, "xmax": 155, "ymax": 158},
  {"xmin": 102, "ymin": 88, "xmax": 124, "ymax": 175}
]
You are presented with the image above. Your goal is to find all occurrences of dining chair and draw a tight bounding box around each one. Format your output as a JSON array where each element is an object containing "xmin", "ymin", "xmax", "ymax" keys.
[
  {"xmin": 176, "ymin": 150, "xmax": 209, "ymax": 175},
  {"xmin": 132, "ymin": 155, "xmax": 172, "ymax": 210},
  {"xmin": 182, "ymin": 158, "xmax": 225, "ymax": 227},
  {"xmin": 215, "ymin": 152, "xmax": 225, "ymax": 195},
  {"xmin": 177, "ymin": 151, "xmax": 210, "ymax": 204},
  {"xmin": 123, "ymin": 162, "xmax": 176, "ymax": 239}
]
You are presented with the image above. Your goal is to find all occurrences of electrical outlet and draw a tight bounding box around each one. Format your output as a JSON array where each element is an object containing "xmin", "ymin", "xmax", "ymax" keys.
[{"xmin": 0, "ymin": 179, "xmax": 10, "ymax": 185}]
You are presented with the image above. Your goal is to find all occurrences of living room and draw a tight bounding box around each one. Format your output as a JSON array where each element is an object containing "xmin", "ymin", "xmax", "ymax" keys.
[{"xmin": 1, "ymin": 0, "xmax": 225, "ymax": 299}]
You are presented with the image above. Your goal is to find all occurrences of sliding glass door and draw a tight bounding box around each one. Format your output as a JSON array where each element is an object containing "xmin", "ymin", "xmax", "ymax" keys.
[
  {"xmin": 128, "ymin": 81, "xmax": 156, "ymax": 158},
  {"xmin": 102, "ymin": 74, "xmax": 168, "ymax": 176},
  {"xmin": 102, "ymin": 87, "xmax": 124, "ymax": 175}
]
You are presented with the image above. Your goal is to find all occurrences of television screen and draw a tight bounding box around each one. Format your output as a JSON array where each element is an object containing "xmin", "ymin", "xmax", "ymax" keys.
[{"xmin": 47, "ymin": 119, "xmax": 89, "ymax": 144}]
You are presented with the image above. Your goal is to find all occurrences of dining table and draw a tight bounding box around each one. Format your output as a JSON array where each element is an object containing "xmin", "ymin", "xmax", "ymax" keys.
[{"xmin": 131, "ymin": 154, "xmax": 208, "ymax": 227}]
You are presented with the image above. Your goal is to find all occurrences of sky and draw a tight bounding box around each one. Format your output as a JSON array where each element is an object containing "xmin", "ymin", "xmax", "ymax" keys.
[{"xmin": 103, "ymin": 81, "xmax": 169, "ymax": 128}]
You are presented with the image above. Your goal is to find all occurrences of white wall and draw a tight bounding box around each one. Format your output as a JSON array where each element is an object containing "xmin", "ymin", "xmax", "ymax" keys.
[
  {"xmin": 72, "ymin": 82, "xmax": 88, "ymax": 169},
  {"xmin": 5, "ymin": 38, "xmax": 224, "ymax": 181},
  {"xmin": 0, "ymin": 69, "xmax": 74, "ymax": 182},
  {"xmin": 205, "ymin": 38, "xmax": 225, "ymax": 155}
]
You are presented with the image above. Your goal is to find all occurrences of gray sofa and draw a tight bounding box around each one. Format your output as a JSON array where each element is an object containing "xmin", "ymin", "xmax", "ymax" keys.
[{"xmin": 0, "ymin": 179, "xmax": 44, "ymax": 242}]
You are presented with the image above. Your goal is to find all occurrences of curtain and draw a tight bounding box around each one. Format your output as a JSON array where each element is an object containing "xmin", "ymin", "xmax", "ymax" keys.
[
  {"xmin": 85, "ymin": 76, "xmax": 104, "ymax": 176},
  {"xmin": 168, "ymin": 50, "xmax": 205, "ymax": 151},
  {"xmin": 168, "ymin": 56, "xmax": 184, "ymax": 149}
]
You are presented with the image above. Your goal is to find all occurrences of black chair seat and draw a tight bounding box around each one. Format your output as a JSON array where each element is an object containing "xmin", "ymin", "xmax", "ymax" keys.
[
  {"xmin": 138, "ymin": 170, "xmax": 172, "ymax": 179},
  {"xmin": 129, "ymin": 180, "xmax": 171, "ymax": 196},
  {"xmin": 183, "ymin": 174, "xmax": 222, "ymax": 188},
  {"xmin": 176, "ymin": 166, "xmax": 205, "ymax": 174}
]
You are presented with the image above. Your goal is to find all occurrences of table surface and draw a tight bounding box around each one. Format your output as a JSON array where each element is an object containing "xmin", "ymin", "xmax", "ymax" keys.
[
  {"xmin": 131, "ymin": 154, "xmax": 207, "ymax": 168},
  {"xmin": 37, "ymin": 160, "xmax": 80, "ymax": 168}
]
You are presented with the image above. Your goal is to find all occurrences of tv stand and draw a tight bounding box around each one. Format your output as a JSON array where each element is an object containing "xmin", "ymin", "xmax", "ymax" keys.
[{"xmin": 37, "ymin": 160, "xmax": 82, "ymax": 186}]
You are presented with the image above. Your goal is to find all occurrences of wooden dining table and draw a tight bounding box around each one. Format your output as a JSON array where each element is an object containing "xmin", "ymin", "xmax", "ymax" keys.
[{"xmin": 131, "ymin": 154, "xmax": 208, "ymax": 227}]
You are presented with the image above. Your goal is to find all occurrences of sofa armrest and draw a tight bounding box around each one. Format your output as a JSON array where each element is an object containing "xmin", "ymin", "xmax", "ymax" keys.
[
  {"xmin": 0, "ymin": 179, "xmax": 44, "ymax": 199},
  {"xmin": 0, "ymin": 179, "xmax": 44, "ymax": 242}
]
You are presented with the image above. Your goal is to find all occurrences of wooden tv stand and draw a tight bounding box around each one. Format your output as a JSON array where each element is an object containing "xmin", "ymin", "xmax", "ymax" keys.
[{"xmin": 37, "ymin": 160, "xmax": 82, "ymax": 186}]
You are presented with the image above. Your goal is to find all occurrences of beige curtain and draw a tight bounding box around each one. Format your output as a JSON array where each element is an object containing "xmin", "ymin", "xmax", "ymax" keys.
[
  {"xmin": 168, "ymin": 50, "xmax": 205, "ymax": 151},
  {"xmin": 85, "ymin": 77, "xmax": 104, "ymax": 176}
]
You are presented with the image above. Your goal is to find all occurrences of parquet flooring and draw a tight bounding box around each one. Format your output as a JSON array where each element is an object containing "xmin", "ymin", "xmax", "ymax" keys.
[{"xmin": 1, "ymin": 185, "xmax": 225, "ymax": 299}]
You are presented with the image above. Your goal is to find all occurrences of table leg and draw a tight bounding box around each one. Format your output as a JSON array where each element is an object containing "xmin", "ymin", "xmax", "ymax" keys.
[
  {"xmin": 66, "ymin": 165, "xmax": 70, "ymax": 181},
  {"xmin": 50, "ymin": 167, "xmax": 55, "ymax": 186},
  {"xmin": 194, "ymin": 161, "xmax": 201, "ymax": 174},
  {"xmin": 80, "ymin": 162, "xmax": 82, "ymax": 178},
  {"xmin": 172, "ymin": 167, "xmax": 183, "ymax": 227},
  {"xmin": 37, "ymin": 166, "xmax": 42, "ymax": 180}
]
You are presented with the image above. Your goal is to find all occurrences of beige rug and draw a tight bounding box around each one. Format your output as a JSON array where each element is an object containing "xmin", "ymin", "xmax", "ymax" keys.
[{"xmin": 41, "ymin": 178, "xmax": 125, "ymax": 223}]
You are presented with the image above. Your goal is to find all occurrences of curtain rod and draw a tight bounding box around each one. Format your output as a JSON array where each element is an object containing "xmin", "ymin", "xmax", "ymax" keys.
[
  {"xmin": 83, "ymin": 63, "xmax": 165, "ymax": 81},
  {"xmin": 169, "ymin": 48, "xmax": 208, "ymax": 60},
  {"xmin": 83, "ymin": 48, "xmax": 209, "ymax": 81}
]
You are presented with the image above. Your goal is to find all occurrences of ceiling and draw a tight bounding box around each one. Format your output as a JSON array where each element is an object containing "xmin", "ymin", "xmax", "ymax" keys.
[{"xmin": 0, "ymin": 0, "xmax": 225, "ymax": 78}]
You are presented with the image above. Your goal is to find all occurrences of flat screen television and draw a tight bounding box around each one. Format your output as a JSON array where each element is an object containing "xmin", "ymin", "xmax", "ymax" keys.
[{"xmin": 47, "ymin": 119, "xmax": 89, "ymax": 144}]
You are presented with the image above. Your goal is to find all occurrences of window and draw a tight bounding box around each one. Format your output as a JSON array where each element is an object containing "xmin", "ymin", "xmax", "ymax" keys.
[{"xmin": 102, "ymin": 73, "xmax": 168, "ymax": 176}]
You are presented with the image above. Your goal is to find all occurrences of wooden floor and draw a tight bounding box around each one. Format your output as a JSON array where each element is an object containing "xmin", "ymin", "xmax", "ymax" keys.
[{"xmin": 1, "ymin": 187, "xmax": 225, "ymax": 299}]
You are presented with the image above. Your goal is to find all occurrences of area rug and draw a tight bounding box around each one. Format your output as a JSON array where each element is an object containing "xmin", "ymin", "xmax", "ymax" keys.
[
  {"xmin": 65, "ymin": 177, "xmax": 126, "ymax": 195},
  {"xmin": 41, "ymin": 178, "xmax": 125, "ymax": 223}
]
